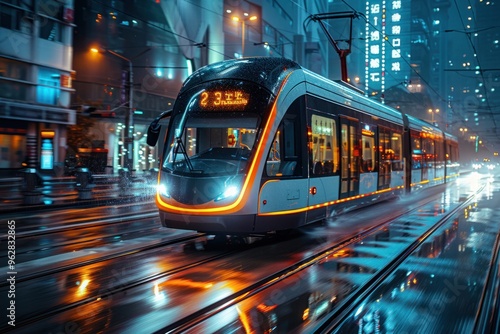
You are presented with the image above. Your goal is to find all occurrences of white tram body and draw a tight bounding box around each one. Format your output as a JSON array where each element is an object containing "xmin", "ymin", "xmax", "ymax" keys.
[{"xmin": 148, "ymin": 58, "xmax": 459, "ymax": 235}]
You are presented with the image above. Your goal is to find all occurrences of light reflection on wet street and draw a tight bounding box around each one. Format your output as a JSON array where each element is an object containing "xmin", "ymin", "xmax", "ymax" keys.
[
  {"xmin": 331, "ymin": 173, "xmax": 500, "ymax": 333},
  {"xmin": 1, "ymin": 171, "xmax": 498, "ymax": 333}
]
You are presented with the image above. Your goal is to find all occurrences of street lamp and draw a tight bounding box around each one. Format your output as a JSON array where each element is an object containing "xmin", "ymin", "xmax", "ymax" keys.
[
  {"xmin": 428, "ymin": 108, "xmax": 439, "ymax": 124},
  {"xmin": 90, "ymin": 47, "xmax": 134, "ymax": 170},
  {"xmin": 232, "ymin": 13, "xmax": 257, "ymax": 57}
]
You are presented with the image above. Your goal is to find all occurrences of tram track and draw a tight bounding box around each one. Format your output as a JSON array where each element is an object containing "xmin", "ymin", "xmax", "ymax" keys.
[
  {"xmin": 2, "ymin": 214, "xmax": 161, "ymax": 261},
  {"xmin": 154, "ymin": 190, "xmax": 476, "ymax": 333},
  {"xmin": 18, "ymin": 222, "xmax": 163, "ymax": 259},
  {"xmin": 0, "ymin": 196, "xmax": 430, "ymax": 334},
  {"xmin": 0, "ymin": 230, "xmax": 204, "ymax": 287},
  {"xmin": 0, "ymin": 207, "xmax": 159, "ymax": 240},
  {"xmin": 311, "ymin": 187, "xmax": 481, "ymax": 333},
  {"xmin": 0, "ymin": 243, "xmax": 241, "ymax": 332},
  {"xmin": 2, "ymin": 183, "xmax": 472, "ymax": 333}
]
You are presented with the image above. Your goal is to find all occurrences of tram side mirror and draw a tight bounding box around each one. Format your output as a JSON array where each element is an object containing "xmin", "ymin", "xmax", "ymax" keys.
[
  {"xmin": 147, "ymin": 109, "xmax": 172, "ymax": 146},
  {"xmin": 147, "ymin": 124, "xmax": 161, "ymax": 146}
]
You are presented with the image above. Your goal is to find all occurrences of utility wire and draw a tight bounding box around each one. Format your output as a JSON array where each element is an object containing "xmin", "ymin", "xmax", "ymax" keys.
[{"xmin": 452, "ymin": 0, "xmax": 496, "ymax": 129}]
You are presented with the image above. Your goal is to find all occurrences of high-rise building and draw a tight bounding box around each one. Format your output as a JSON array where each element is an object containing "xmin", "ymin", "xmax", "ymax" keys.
[
  {"xmin": 70, "ymin": 0, "xmax": 330, "ymax": 172},
  {"xmin": 0, "ymin": 0, "xmax": 334, "ymax": 174},
  {"xmin": 438, "ymin": 0, "xmax": 500, "ymax": 159},
  {"xmin": 325, "ymin": 1, "xmax": 440, "ymax": 124},
  {"xmin": 472, "ymin": 0, "xmax": 500, "ymax": 153},
  {"xmin": 0, "ymin": 0, "xmax": 75, "ymax": 174}
]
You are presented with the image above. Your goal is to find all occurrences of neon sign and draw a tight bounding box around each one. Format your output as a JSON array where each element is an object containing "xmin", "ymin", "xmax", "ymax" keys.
[
  {"xmin": 365, "ymin": 0, "xmax": 408, "ymax": 97},
  {"xmin": 199, "ymin": 91, "xmax": 249, "ymax": 109}
]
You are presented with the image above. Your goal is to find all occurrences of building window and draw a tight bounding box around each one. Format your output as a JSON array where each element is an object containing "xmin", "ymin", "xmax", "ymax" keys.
[
  {"xmin": 0, "ymin": 57, "xmax": 29, "ymax": 80},
  {"xmin": 38, "ymin": 0, "xmax": 61, "ymax": 17},
  {"xmin": 37, "ymin": 67, "xmax": 60, "ymax": 105},
  {"xmin": 39, "ymin": 18, "xmax": 63, "ymax": 42},
  {"xmin": 0, "ymin": 4, "xmax": 32, "ymax": 33}
]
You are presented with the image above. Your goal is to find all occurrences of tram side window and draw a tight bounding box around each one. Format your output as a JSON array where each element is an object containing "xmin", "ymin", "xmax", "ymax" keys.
[
  {"xmin": 266, "ymin": 130, "xmax": 282, "ymax": 176},
  {"xmin": 361, "ymin": 128, "xmax": 375, "ymax": 172},
  {"xmin": 446, "ymin": 142, "xmax": 459, "ymax": 166},
  {"xmin": 311, "ymin": 114, "xmax": 338, "ymax": 175},
  {"xmin": 423, "ymin": 136, "xmax": 435, "ymax": 168},
  {"xmin": 391, "ymin": 132, "xmax": 403, "ymax": 171},
  {"xmin": 411, "ymin": 130, "xmax": 422, "ymax": 169},
  {"xmin": 378, "ymin": 128, "xmax": 392, "ymax": 189},
  {"xmin": 282, "ymin": 118, "xmax": 300, "ymax": 176},
  {"xmin": 266, "ymin": 118, "xmax": 301, "ymax": 177},
  {"xmin": 435, "ymin": 137, "xmax": 444, "ymax": 169}
]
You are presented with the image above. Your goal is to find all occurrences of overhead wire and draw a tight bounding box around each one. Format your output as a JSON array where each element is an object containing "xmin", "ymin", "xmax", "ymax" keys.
[
  {"xmin": 338, "ymin": 0, "xmax": 483, "ymax": 133},
  {"xmin": 452, "ymin": 0, "xmax": 497, "ymax": 129},
  {"xmin": 89, "ymin": 0, "xmax": 493, "ymax": 137},
  {"xmin": 91, "ymin": 0, "xmax": 233, "ymax": 60}
]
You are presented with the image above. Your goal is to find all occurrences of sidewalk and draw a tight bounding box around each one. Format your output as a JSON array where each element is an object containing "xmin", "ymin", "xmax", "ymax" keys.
[{"xmin": 0, "ymin": 172, "xmax": 157, "ymax": 214}]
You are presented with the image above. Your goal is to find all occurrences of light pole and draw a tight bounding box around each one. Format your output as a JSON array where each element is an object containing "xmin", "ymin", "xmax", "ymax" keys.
[
  {"xmin": 428, "ymin": 108, "xmax": 439, "ymax": 125},
  {"xmin": 91, "ymin": 47, "xmax": 134, "ymax": 170},
  {"xmin": 232, "ymin": 13, "xmax": 257, "ymax": 57}
]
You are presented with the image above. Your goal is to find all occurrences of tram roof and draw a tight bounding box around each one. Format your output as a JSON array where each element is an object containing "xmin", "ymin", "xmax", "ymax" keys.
[
  {"xmin": 183, "ymin": 58, "xmax": 404, "ymax": 123},
  {"xmin": 405, "ymin": 113, "xmax": 444, "ymax": 137},
  {"xmin": 180, "ymin": 57, "xmax": 301, "ymax": 96}
]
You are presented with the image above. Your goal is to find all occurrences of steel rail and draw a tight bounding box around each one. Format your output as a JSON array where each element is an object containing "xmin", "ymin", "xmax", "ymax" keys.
[
  {"xmin": 0, "ymin": 208, "xmax": 158, "ymax": 239},
  {"xmin": 313, "ymin": 186, "xmax": 482, "ymax": 333},
  {"xmin": 0, "ymin": 235, "xmax": 235, "ymax": 333},
  {"xmin": 157, "ymin": 194, "xmax": 455, "ymax": 334},
  {"xmin": 473, "ymin": 231, "xmax": 500, "ymax": 333}
]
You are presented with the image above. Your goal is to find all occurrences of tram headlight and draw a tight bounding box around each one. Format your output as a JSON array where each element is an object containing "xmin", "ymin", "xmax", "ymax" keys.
[
  {"xmin": 215, "ymin": 185, "xmax": 239, "ymax": 202},
  {"xmin": 157, "ymin": 183, "xmax": 170, "ymax": 198}
]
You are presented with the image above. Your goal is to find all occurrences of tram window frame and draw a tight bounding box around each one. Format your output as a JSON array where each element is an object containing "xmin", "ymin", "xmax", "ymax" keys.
[
  {"xmin": 378, "ymin": 127, "xmax": 392, "ymax": 189},
  {"xmin": 310, "ymin": 114, "xmax": 338, "ymax": 176},
  {"xmin": 421, "ymin": 134, "xmax": 434, "ymax": 168},
  {"xmin": 361, "ymin": 124, "xmax": 376, "ymax": 173},
  {"xmin": 411, "ymin": 130, "xmax": 423, "ymax": 169},
  {"xmin": 390, "ymin": 131, "xmax": 403, "ymax": 171},
  {"xmin": 265, "ymin": 98, "xmax": 303, "ymax": 178}
]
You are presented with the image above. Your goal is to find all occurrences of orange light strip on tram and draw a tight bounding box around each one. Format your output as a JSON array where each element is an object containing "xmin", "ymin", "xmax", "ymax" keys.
[
  {"xmin": 156, "ymin": 72, "xmax": 293, "ymax": 215},
  {"xmin": 410, "ymin": 179, "xmax": 430, "ymax": 187},
  {"xmin": 258, "ymin": 185, "xmax": 404, "ymax": 216}
]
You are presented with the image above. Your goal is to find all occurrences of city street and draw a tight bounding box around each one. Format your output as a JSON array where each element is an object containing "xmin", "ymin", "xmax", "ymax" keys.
[
  {"xmin": 1, "ymin": 170, "xmax": 498, "ymax": 333},
  {"xmin": 1, "ymin": 0, "xmax": 499, "ymax": 332}
]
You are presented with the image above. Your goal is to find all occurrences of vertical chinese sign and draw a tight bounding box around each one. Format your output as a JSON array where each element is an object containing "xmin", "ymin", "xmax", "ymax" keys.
[{"xmin": 365, "ymin": 0, "xmax": 410, "ymax": 101}]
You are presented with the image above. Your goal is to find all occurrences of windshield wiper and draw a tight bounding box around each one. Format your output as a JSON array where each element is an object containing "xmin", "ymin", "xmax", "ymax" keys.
[{"xmin": 173, "ymin": 136, "xmax": 200, "ymax": 172}]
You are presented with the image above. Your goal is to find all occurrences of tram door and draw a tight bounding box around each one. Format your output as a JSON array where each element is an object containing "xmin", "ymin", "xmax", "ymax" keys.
[{"xmin": 340, "ymin": 118, "xmax": 360, "ymax": 198}]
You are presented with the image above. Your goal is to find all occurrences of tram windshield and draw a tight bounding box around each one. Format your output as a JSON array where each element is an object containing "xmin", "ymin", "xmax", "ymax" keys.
[
  {"xmin": 163, "ymin": 113, "xmax": 259, "ymax": 176},
  {"xmin": 162, "ymin": 82, "xmax": 272, "ymax": 176}
]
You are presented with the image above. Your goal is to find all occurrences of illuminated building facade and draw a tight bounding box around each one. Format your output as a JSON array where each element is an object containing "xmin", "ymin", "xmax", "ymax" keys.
[
  {"xmin": 0, "ymin": 0, "xmax": 331, "ymax": 174},
  {"xmin": 364, "ymin": 1, "xmax": 412, "ymax": 99},
  {"xmin": 71, "ymin": 0, "xmax": 328, "ymax": 173},
  {"xmin": 0, "ymin": 0, "xmax": 75, "ymax": 173}
]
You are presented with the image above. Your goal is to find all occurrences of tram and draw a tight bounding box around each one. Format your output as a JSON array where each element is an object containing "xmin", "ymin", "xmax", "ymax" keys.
[{"xmin": 147, "ymin": 57, "xmax": 459, "ymax": 235}]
